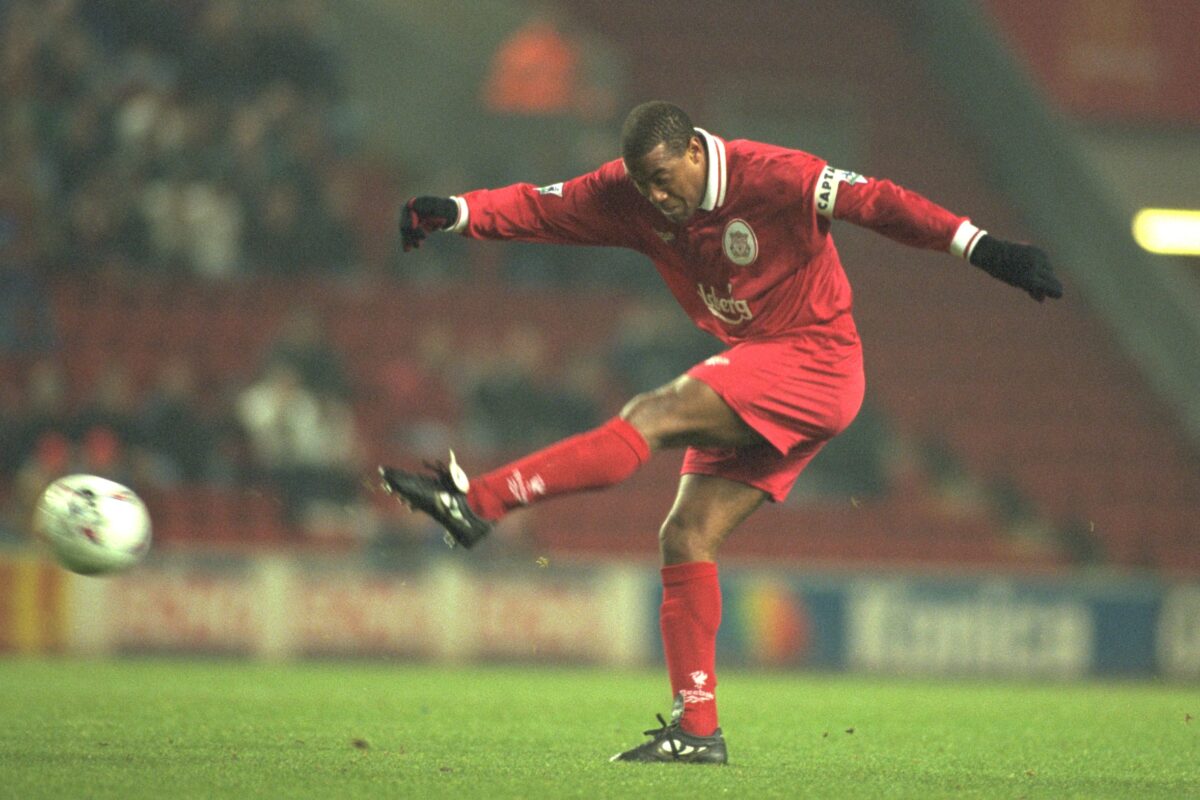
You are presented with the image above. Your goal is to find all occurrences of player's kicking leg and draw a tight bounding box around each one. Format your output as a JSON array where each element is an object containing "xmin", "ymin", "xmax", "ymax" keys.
[{"xmin": 379, "ymin": 375, "xmax": 759, "ymax": 548}]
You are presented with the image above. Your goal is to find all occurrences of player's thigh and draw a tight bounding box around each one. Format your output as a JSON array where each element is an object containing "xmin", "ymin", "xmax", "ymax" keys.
[
  {"xmin": 620, "ymin": 375, "xmax": 763, "ymax": 450},
  {"xmin": 659, "ymin": 473, "xmax": 767, "ymax": 563}
]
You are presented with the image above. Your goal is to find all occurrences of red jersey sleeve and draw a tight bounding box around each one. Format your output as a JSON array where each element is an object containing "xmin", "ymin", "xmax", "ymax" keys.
[
  {"xmin": 813, "ymin": 165, "xmax": 984, "ymax": 258},
  {"xmin": 452, "ymin": 161, "xmax": 637, "ymax": 249}
]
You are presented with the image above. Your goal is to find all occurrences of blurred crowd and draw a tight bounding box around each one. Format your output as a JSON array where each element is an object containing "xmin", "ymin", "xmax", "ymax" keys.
[{"xmin": 0, "ymin": 0, "xmax": 372, "ymax": 280}]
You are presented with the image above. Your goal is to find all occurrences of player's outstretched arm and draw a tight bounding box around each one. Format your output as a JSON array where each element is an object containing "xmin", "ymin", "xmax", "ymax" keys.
[
  {"xmin": 400, "ymin": 165, "xmax": 640, "ymax": 249},
  {"xmin": 968, "ymin": 235, "xmax": 1063, "ymax": 302},
  {"xmin": 399, "ymin": 196, "xmax": 458, "ymax": 252},
  {"xmin": 819, "ymin": 168, "xmax": 1064, "ymax": 303}
]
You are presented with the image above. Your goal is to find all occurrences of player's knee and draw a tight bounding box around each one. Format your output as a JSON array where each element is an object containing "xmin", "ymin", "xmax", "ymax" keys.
[
  {"xmin": 621, "ymin": 376, "xmax": 759, "ymax": 451},
  {"xmin": 658, "ymin": 512, "xmax": 722, "ymax": 564},
  {"xmin": 619, "ymin": 385, "xmax": 684, "ymax": 449}
]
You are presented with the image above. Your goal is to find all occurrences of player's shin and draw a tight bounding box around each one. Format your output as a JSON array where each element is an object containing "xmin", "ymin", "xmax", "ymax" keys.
[
  {"xmin": 466, "ymin": 416, "xmax": 651, "ymax": 520},
  {"xmin": 659, "ymin": 561, "xmax": 722, "ymax": 737}
]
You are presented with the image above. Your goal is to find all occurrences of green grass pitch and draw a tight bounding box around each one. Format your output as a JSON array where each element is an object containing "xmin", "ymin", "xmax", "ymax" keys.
[{"xmin": 0, "ymin": 659, "xmax": 1196, "ymax": 799}]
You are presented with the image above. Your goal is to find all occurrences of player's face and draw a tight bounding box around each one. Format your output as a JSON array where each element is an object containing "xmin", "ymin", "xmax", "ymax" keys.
[{"xmin": 624, "ymin": 136, "xmax": 707, "ymax": 224}]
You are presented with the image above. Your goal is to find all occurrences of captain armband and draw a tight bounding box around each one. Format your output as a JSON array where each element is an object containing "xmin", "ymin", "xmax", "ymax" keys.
[{"xmin": 814, "ymin": 165, "xmax": 869, "ymax": 220}]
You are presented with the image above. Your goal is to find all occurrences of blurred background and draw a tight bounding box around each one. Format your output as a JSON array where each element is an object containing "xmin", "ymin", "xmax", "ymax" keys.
[{"xmin": 0, "ymin": 0, "xmax": 1197, "ymax": 677}]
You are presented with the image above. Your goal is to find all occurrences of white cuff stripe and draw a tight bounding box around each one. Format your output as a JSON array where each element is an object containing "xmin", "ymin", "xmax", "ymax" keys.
[
  {"xmin": 447, "ymin": 196, "xmax": 469, "ymax": 233},
  {"xmin": 950, "ymin": 221, "xmax": 986, "ymax": 259}
]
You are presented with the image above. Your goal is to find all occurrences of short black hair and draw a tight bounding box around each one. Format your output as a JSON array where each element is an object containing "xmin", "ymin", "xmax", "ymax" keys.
[{"xmin": 620, "ymin": 101, "xmax": 696, "ymax": 163}]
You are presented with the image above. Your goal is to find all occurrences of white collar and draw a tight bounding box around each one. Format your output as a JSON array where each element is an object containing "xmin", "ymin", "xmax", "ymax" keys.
[{"xmin": 695, "ymin": 127, "xmax": 728, "ymax": 211}]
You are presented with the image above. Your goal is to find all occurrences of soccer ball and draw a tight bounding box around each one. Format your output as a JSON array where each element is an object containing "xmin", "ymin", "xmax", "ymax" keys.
[{"xmin": 33, "ymin": 474, "xmax": 152, "ymax": 575}]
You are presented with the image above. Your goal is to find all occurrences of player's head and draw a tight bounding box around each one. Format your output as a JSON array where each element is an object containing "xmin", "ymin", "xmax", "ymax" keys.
[{"xmin": 621, "ymin": 101, "xmax": 707, "ymax": 224}]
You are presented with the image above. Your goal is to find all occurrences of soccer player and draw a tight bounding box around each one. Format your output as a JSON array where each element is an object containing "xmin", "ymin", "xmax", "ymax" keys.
[{"xmin": 381, "ymin": 101, "xmax": 1062, "ymax": 764}]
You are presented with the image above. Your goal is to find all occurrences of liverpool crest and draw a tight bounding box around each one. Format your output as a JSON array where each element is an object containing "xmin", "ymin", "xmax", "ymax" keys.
[{"xmin": 722, "ymin": 219, "xmax": 758, "ymax": 266}]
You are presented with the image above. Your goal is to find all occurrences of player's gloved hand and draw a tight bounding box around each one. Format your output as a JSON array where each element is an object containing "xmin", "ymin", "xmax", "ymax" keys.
[
  {"xmin": 399, "ymin": 196, "xmax": 458, "ymax": 252},
  {"xmin": 969, "ymin": 235, "xmax": 1063, "ymax": 302}
]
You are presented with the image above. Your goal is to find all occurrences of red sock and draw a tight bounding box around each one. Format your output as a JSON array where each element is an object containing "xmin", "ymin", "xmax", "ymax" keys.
[
  {"xmin": 466, "ymin": 416, "xmax": 651, "ymax": 521},
  {"xmin": 660, "ymin": 561, "xmax": 721, "ymax": 737}
]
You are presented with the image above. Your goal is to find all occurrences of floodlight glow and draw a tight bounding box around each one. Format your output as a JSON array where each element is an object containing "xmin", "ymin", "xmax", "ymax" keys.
[{"xmin": 1132, "ymin": 208, "xmax": 1200, "ymax": 255}]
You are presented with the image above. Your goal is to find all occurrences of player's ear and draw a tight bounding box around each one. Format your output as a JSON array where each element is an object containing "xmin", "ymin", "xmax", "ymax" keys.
[{"xmin": 686, "ymin": 135, "xmax": 705, "ymax": 165}]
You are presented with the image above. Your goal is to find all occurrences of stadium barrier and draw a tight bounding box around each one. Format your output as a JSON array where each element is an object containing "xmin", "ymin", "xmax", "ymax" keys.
[
  {"xmin": 2, "ymin": 553, "xmax": 1198, "ymax": 680},
  {"xmin": 55, "ymin": 555, "xmax": 647, "ymax": 666},
  {"xmin": 0, "ymin": 556, "xmax": 67, "ymax": 655}
]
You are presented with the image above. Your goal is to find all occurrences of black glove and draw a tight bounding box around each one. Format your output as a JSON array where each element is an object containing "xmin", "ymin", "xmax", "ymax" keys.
[
  {"xmin": 969, "ymin": 235, "xmax": 1063, "ymax": 302},
  {"xmin": 399, "ymin": 196, "xmax": 459, "ymax": 252}
]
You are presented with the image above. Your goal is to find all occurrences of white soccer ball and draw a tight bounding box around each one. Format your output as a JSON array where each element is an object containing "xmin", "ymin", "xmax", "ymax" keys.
[{"xmin": 33, "ymin": 474, "xmax": 152, "ymax": 575}]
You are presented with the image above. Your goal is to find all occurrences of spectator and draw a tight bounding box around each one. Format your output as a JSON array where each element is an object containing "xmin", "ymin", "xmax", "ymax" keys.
[
  {"xmin": 237, "ymin": 362, "xmax": 319, "ymax": 473},
  {"xmin": 482, "ymin": 5, "xmax": 581, "ymax": 118},
  {"xmin": 235, "ymin": 361, "xmax": 361, "ymax": 530},
  {"xmin": 184, "ymin": 175, "xmax": 245, "ymax": 278},
  {"xmin": 140, "ymin": 168, "xmax": 244, "ymax": 278}
]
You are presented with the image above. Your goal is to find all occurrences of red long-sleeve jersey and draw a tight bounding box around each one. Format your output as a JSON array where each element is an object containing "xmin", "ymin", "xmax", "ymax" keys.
[{"xmin": 450, "ymin": 129, "xmax": 984, "ymax": 348}]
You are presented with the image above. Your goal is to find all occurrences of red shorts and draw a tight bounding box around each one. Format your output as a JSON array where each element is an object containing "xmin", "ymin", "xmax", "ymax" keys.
[{"xmin": 683, "ymin": 333, "xmax": 865, "ymax": 501}]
